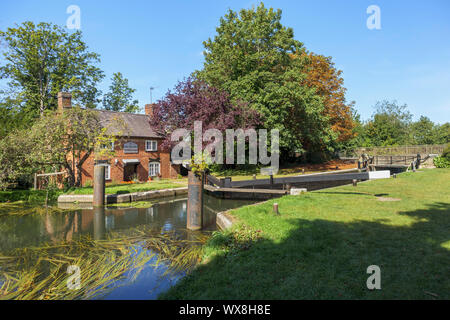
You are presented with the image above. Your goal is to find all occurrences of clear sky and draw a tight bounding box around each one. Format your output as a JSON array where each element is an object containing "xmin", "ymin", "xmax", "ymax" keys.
[{"xmin": 1, "ymin": 0, "xmax": 449, "ymax": 123}]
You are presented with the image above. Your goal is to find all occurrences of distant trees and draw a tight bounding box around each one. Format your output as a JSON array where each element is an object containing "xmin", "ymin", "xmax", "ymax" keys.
[
  {"xmin": 347, "ymin": 100, "xmax": 449, "ymax": 149},
  {"xmin": 102, "ymin": 72, "xmax": 140, "ymax": 113}
]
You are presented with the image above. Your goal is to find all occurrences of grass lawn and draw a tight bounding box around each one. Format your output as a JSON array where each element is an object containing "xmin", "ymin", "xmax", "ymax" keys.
[
  {"xmin": 0, "ymin": 189, "xmax": 62, "ymax": 205},
  {"xmin": 66, "ymin": 178, "xmax": 187, "ymax": 195},
  {"xmin": 161, "ymin": 168, "xmax": 450, "ymax": 299}
]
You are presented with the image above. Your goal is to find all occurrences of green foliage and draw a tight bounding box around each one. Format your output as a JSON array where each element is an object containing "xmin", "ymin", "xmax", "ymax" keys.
[
  {"xmin": 342, "ymin": 101, "xmax": 449, "ymax": 150},
  {"xmin": 433, "ymin": 156, "xmax": 450, "ymax": 168},
  {"xmin": 102, "ymin": 72, "xmax": 140, "ymax": 113},
  {"xmin": 365, "ymin": 100, "xmax": 412, "ymax": 146},
  {"xmin": 206, "ymin": 224, "xmax": 262, "ymax": 259},
  {"xmin": 197, "ymin": 3, "xmax": 335, "ymax": 155},
  {"xmin": 190, "ymin": 153, "xmax": 211, "ymax": 177},
  {"xmin": 0, "ymin": 21, "xmax": 104, "ymax": 118},
  {"xmin": 0, "ymin": 108, "xmax": 121, "ymax": 189},
  {"xmin": 0, "ymin": 189, "xmax": 61, "ymax": 204},
  {"xmin": 442, "ymin": 144, "xmax": 450, "ymax": 160}
]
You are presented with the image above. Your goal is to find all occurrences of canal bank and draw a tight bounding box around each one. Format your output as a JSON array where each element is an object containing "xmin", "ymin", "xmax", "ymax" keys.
[{"xmin": 159, "ymin": 169, "xmax": 450, "ymax": 300}]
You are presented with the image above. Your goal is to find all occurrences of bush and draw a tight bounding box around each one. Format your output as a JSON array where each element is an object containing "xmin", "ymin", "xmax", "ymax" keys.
[
  {"xmin": 433, "ymin": 156, "xmax": 450, "ymax": 168},
  {"xmin": 441, "ymin": 144, "xmax": 450, "ymax": 160}
]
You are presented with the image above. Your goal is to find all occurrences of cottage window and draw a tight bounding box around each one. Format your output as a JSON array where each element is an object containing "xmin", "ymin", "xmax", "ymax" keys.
[
  {"xmin": 100, "ymin": 141, "xmax": 114, "ymax": 151},
  {"xmin": 124, "ymin": 142, "xmax": 138, "ymax": 154},
  {"xmin": 146, "ymin": 140, "xmax": 157, "ymax": 152},
  {"xmin": 149, "ymin": 162, "xmax": 160, "ymax": 177}
]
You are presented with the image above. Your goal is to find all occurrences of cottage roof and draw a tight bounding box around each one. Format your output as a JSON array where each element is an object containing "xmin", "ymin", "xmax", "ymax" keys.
[{"xmin": 96, "ymin": 110, "xmax": 161, "ymax": 139}]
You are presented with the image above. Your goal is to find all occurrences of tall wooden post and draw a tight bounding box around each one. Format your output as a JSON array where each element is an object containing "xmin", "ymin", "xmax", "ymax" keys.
[
  {"xmin": 93, "ymin": 206, "xmax": 106, "ymax": 240},
  {"xmin": 93, "ymin": 162, "xmax": 106, "ymax": 207},
  {"xmin": 187, "ymin": 170, "xmax": 204, "ymax": 230}
]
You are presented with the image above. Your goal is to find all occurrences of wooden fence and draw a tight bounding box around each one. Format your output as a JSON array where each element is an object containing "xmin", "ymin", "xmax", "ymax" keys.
[{"xmin": 349, "ymin": 144, "xmax": 447, "ymax": 157}]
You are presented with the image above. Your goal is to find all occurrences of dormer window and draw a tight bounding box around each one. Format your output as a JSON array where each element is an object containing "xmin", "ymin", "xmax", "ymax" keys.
[{"xmin": 146, "ymin": 140, "xmax": 157, "ymax": 152}]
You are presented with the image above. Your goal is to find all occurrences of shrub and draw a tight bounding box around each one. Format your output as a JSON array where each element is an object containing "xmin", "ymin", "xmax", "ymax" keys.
[
  {"xmin": 433, "ymin": 156, "xmax": 450, "ymax": 168},
  {"xmin": 441, "ymin": 144, "xmax": 450, "ymax": 160}
]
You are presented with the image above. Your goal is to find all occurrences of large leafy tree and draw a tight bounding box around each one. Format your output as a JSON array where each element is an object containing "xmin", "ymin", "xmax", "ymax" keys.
[
  {"xmin": 434, "ymin": 123, "xmax": 450, "ymax": 144},
  {"xmin": 102, "ymin": 72, "xmax": 140, "ymax": 113},
  {"xmin": 0, "ymin": 22, "xmax": 104, "ymax": 119},
  {"xmin": 364, "ymin": 100, "xmax": 413, "ymax": 146},
  {"xmin": 410, "ymin": 116, "xmax": 437, "ymax": 145},
  {"xmin": 197, "ymin": 3, "xmax": 335, "ymax": 156},
  {"xmin": 151, "ymin": 77, "xmax": 261, "ymax": 150},
  {"xmin": 301, "ymin": 53, "xmax": 355, "ymax": 143},
  {"xmin": 0, "ymin": 108, "xmax": 120, "ymax": 189}
]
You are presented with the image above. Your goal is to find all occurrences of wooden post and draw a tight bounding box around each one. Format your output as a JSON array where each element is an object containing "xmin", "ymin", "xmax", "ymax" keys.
[
  {"xmin": 352, "ymin": 179, "xmax": 357, "ymax": 187},
  {"xmin": 270, "ymin": 174, "xmax": 274, "ymax": 187},
  {"xmin": 93, "ymin": 206, "xmax": 106, "ymax": 240},
  {"xmin": 187, "ymin": 171, "xmax": 204, "ymax": 230},
  {"xmin": 34, "ymin": 173, "xmax": 38, "ymax": 190},
  {"xmin": 93, "ymin": 163, "xmax": 106, "ymax": 207},
  {"xmin": 273, "ymin": 203, "xmax": 279, "ymax": 215},
  {"xmin": 302, "ymin": 168, "xmax": 305, "ymax": 175}
]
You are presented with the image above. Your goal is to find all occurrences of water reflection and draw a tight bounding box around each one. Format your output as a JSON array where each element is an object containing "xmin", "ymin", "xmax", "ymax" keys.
[{"xmin": 0, "ymin": 194, "xmax": 256, "ymax": 299}]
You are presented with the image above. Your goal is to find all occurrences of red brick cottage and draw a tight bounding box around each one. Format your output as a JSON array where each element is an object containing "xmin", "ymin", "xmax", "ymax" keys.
[{"xmin": 58, "ymin": 92, "xmax": 182, "ymax": 186}]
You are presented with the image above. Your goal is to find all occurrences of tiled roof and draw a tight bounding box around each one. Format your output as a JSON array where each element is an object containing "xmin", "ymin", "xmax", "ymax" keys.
[{"xmin": 96, "ymin": 110, "xmax": 161, "ymax": 138}]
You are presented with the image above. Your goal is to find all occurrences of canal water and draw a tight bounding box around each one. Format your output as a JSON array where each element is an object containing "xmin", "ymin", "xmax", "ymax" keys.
[{"xmin": 0, "ymin": 194, "xmax": 256, "ymax": 299}]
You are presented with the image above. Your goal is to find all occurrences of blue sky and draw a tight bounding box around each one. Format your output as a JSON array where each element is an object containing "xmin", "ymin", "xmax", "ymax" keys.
[{"xmin": 1, "ymin": 0, "xmax": 449, "ymax": 123}]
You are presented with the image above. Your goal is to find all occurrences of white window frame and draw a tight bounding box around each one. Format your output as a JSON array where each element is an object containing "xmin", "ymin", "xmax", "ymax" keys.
[
  {"xmin": 146, "ymin": 140, "xmax": 157, "ymax": 152},
  {"xmin": 124, "ymin": 142, "xmax": 138, "ymax": 154},
  {"xmin": 148, "ymin": 162, "xmax": 160, "ymax": 177},
  {"xmin": 105, "ymin": 164, "xmax": 111, "ymax": 180},
  {"xmin": 100, "ymin": 141, "xmax": 114, "ymax": 151}
]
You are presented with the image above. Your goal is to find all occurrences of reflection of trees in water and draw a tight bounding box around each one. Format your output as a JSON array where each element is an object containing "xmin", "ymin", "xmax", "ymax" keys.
[
  {"xmin": 0, "ymin": 195, "xmax": 254, "ymax": 254},
  {"xmin": 43, "ymin": 210, "xmax": 82, "ymax": 243}
]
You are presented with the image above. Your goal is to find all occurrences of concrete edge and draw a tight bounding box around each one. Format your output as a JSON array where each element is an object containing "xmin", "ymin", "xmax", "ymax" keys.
[
  {"xmin": 216, "ymin": 211, "xmax": 236, "ymax": 230},
  {"xmin": 58, "ymin": 187, "xmax": 188, "ymax": 203}
]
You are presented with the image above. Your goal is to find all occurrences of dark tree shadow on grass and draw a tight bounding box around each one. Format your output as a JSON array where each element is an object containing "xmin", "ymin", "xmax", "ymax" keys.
[{"xmin": 160, "ymin": 202, "xmax": 450, "ymax": 300}]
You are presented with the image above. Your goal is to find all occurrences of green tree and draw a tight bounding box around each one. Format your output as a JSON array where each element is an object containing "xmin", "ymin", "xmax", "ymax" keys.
[
  {"xmin": 364, "ymin": 100, "xmax": 412, "ymax": 146},
  {"xmin": 410, "ymin": 116, "xmax": 437, "ymax": 145},
  {"xmin": 102, "ymin": 72, "xmax": 140, "ymax": 113},
  {"xmin": 197, "ymin": 3, "xmax": 335, "ymax": 157},
  {"xmin": 0, "ymin": 108, "xmax": 122, "ymax": 189},
  {"xmin": 434, "ymin": 123, "xmax": 450, "ymax": 144},
  {"xmin": 0, "ymin": 21, "xmax": 104, "ymax": 119}
]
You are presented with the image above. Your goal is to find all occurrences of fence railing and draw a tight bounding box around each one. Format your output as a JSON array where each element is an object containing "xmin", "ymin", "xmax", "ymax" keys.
[{"xmin": 346, "ymin": 144, "xmax": 447, "ymax": 157}]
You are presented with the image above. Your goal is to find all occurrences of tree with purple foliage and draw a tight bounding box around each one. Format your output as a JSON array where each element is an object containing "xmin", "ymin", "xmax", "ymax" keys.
[{"xmin": 150, "ymin": 77, "xmax": 261, "ymax": 151}]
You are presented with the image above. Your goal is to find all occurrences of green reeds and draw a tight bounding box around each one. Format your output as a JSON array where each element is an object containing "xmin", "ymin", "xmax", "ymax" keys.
[{"xmin": 0, "ymin": 225, "xmax": 210, "ymax": 300}]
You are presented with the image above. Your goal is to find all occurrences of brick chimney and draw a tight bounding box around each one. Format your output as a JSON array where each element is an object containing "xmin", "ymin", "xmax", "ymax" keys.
[
  {"xmin": 58, "ymin": 92, "xmax": 72, "ymax": 112},
  {"xmin": 145, "ymin": 104, "xmax": 155, "ymax": 117}
]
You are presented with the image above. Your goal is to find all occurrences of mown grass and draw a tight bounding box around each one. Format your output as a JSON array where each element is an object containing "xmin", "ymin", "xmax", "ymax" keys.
[
  {"xmin": 0, "ymin": 189, "xmax": 62, "ymax": 205},
  {"xmin": 160, "ymin": 168, "xmax": 450, "ymax": 299},
  {"xmin": 66, "ymin": 179, "xmax": 187, "ymax": 195}
]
